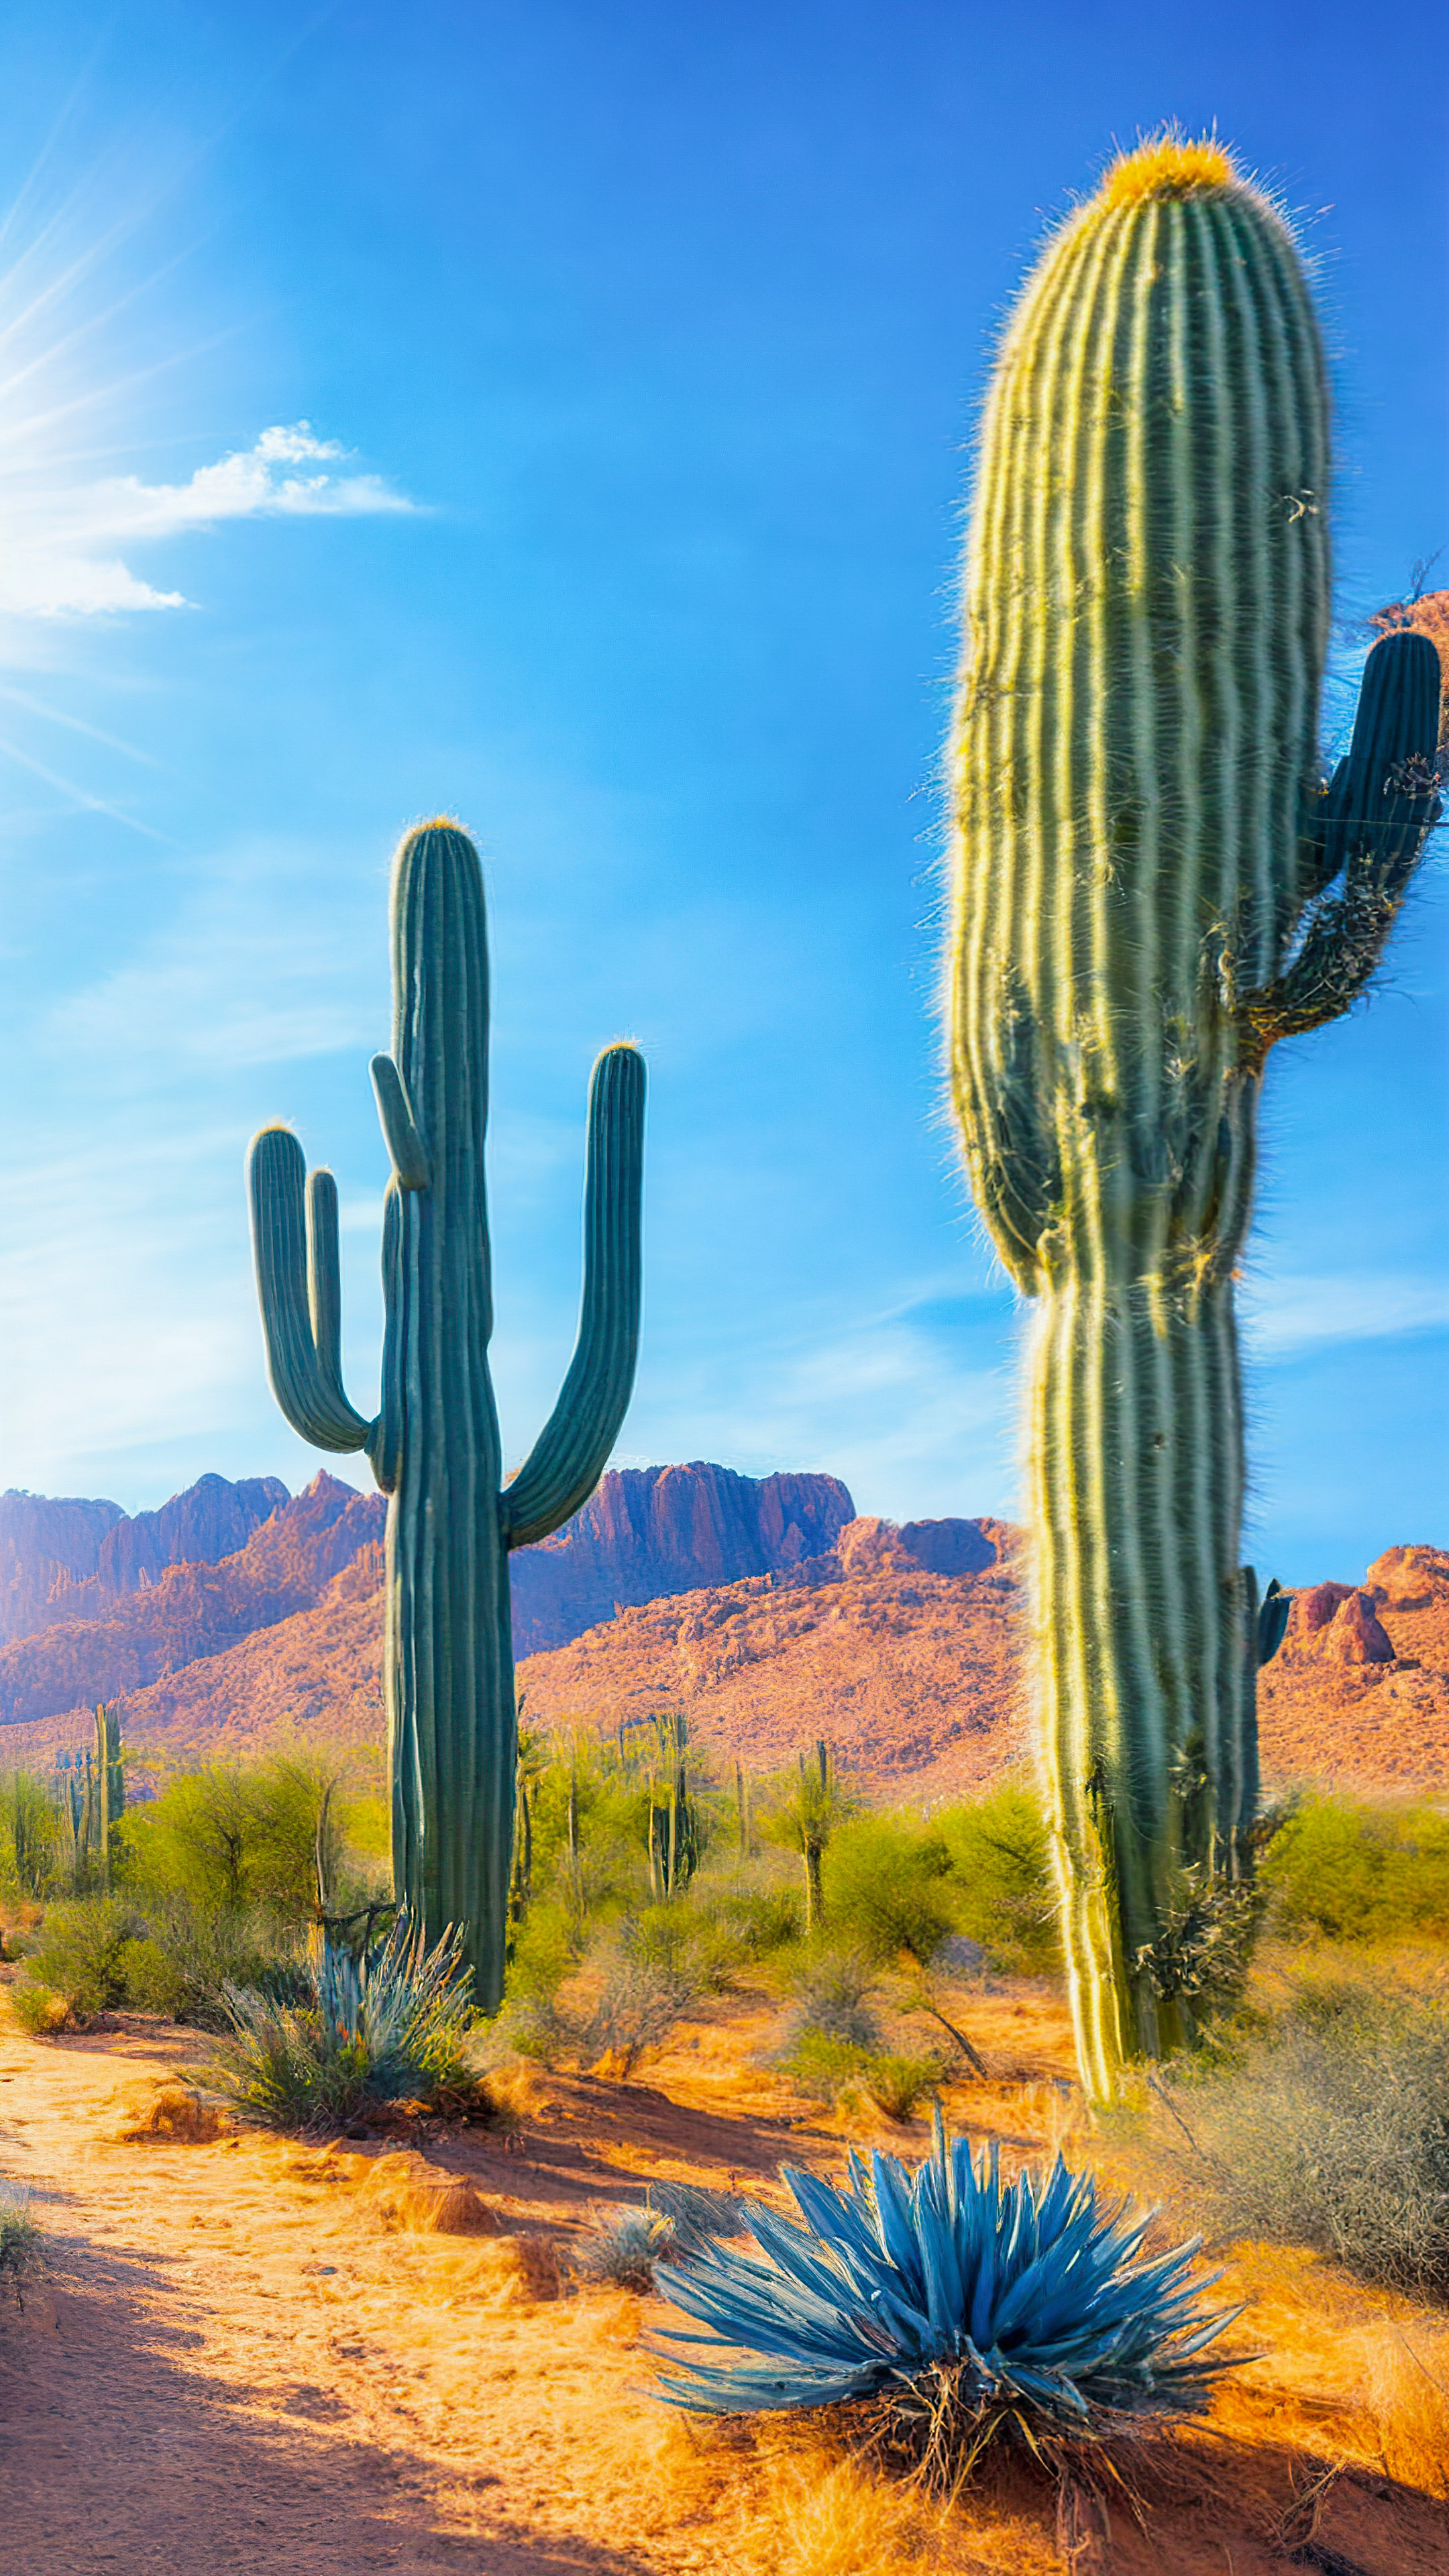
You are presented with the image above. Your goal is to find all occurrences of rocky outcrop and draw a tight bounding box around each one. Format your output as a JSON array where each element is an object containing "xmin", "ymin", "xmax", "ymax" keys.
[
  {"xmin": 508, "ymin": 1463, "xmax": 855, "ymax": 1655},
  {"xmin": 95, "ymin": 1474, "xmax": 286, "ymax": 1599},
  {"xmin": 1289, "ymin": 1581, "xmax": 1395, "ymax": 1664},
  {"xmin": 0, "ymin": 1473, "xmax": 383, "ymax": 1727},
  {"xmin": 0, "ymin": 1473, "xmax": 286, "ymax": 1648}
]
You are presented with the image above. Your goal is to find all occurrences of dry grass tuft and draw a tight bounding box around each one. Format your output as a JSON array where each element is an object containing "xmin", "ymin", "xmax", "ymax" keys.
[
  {"xmin": 420, "ymin": 2179, "xmax": 498, "ymax": 2235},
  {"xmin": 355, "ymin": 2149, "xmax": 496, "ymax": 2235},
  {"xmin": 716, "ymin": 2425, "xmax": 1059, "ymax": 2576},
  {"xmin": 478, "ymin": 2054, "xmax": 555, "ymax": 2128},
  {"xmin": 116, "ymin": 2084, "xmax": 229, "ymax": 2144},
  {"xmin": 1335, "ymin": 2321, "xmax": 1449, "ymax": 2498}
]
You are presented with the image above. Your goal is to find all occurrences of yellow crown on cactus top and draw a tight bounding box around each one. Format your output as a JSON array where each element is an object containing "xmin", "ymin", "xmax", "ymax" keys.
[{"xmin": 1099, "ymin": 133, "xmax": 1236, "ymax": 208}]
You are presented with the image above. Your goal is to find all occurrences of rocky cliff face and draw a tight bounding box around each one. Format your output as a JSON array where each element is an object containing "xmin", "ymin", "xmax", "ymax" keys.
[
  {"xmin": 0, "ymin": 1472, "xmax": 287, "ymax": 1648},
  {"xmin": 0, "ymin": 1473, "xmax": 382, "ymax": 1727},
  {"xmin": 3, "ymin": 1458, "xmax": 1443, "ymax": 1810},
  {"xmin": 508, "ymin": 1463, "xmax": 855, "ymax": 1655}
]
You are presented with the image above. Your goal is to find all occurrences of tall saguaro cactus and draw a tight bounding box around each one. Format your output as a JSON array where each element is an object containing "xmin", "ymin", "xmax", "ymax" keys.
[
  {"xmin": 249, "ymin": 820, "xmax": 645, "ymax": 2010},
  {"xmin": 947, "ymin": 139, "xmax": 1441, "ymax": 2098}
]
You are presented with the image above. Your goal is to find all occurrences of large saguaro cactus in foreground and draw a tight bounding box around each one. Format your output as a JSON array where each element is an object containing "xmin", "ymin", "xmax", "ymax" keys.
[
  {"xmin": 249, "ymin": 820, "xmax": 645, "ymax": 2009},
  {"xmin": 947, "ymin": 138, "xmax": 1441, "ymax": 2097}
]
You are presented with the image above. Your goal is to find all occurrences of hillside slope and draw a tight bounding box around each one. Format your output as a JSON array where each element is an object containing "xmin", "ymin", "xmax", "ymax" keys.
[
  {"xmin": 0, "ymin": 1472, "xmax": 287, "ymax": 1647},
  {"xmin": 7, "ymin": 1515, "xmax": 1442, "ymax": 1807},
  {"xmin": 0, "ymin": 1476, "xmax": 384, "ymax": 1728}
]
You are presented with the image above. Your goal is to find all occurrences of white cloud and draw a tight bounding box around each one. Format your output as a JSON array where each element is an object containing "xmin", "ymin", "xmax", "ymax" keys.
[
  {"xmin": 1240, "ymin": 1271, "xmax": 1449, "ymax": 1354},
  {"xmin": 0, "ymin": 425, "xmax": 417, "ymax": 619}
]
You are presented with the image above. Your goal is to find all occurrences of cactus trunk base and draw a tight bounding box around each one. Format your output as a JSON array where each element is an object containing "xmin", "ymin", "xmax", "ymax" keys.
[{"xmin": 1030, "ymin": 1279, "xmax": 1255, "ymax": 2100}]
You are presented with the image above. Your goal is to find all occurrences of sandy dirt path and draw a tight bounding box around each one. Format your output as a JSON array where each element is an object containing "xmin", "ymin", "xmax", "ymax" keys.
[
  {"xmin": 3, "ymin": 1995, "xmax": 1446, "ymax": 2576},
  {"xmin": 0, "ymin": 2010, "xmax": 796, "ymax": 2576}
]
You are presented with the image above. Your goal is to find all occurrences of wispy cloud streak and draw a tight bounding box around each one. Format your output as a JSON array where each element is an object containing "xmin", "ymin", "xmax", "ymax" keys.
[{"xmin": 2, "ymin": 424, "xmax": 417, "ymax": 617}]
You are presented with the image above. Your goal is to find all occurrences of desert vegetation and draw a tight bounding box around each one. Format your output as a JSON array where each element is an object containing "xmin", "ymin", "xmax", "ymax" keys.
[{"xmin": 5, "ymin": 1746, "xmax": 1449, "ymax": 2565}]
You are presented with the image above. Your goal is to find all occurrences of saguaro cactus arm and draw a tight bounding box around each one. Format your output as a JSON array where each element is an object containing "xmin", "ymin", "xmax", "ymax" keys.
[
  {"xmin": 500, "ymin": 1042, "xmax": 646, "ymax": 1550},
  {"xmin": 248, "ymin": 1127, "xmax": 376, "ymax": 1453},
  {"xmin": 1247, "ymin": 631, "xmax": 1442, "ymax": 1057},
  {"xmin": 370, "ymin": 1054, "xmax": 431, "ymax": 1188}
]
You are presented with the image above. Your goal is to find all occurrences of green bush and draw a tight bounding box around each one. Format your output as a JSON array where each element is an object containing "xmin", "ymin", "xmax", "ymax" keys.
[
  {"xmin": 122, "ymin": 1898, "xmax": 307, "ymax": 2029},
  {"xmin": 780, "ymin": 2027, "xmax": 871, "ymax": 2102},
  {"xmin": 702, "ymin": 1878, "xmax": 803, "ymax": 1960},
  {"xmin": 822, "ymin": 1817, "xmax": 958, "ymax": 1968},
  {"xmin": 779, "ymin": 1945, "xmax": 883, "ymax": 2053},
  {"xmin": 934, "ymin": 1782, "xmax": 1061, "ymax": 1976},
  {"xmin": 116, "ymin": 1935, "xmax": 191, "ymax": 2019},
  {"xmin": 1163, "ymin": 1974, "xmax": 1449, "ymax": 2298},
  {"xmin": 1260, "ymin": 1794, "xmax": 1449, "ymax": 1945},
  {"xmin": 859, "ymin": 2049, "xmax": 949, "ymax": 2124},
  {"xmin": 14, "ymin": 1898, "xmax": 142, "ymax": 2025},
  {"xmin": 122, "ymin": 1758, "xmax": 339, "ymax": 1925},
  {"xmin": 9, "ymin": 1981, "xmax": 70, "ymax": 2037}
]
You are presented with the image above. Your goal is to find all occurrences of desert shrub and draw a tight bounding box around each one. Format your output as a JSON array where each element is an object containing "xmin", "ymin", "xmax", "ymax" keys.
[
  {"xmin": 702, "ymin": 1876, "xmax": 803, "ymax": 1959},
  {"xmin": 215, "ymin": 1917, "xmax": 479, "ymax": 2131},
  {"xmin": 1169, "ymin": 1975, "xmax": 1449, "ymax": 2297},
  {"xmin": 780, "ymin": 2029, "xmax": 947, "ymax": 2123},
  {"xmin": 570, "ymin": 1938, "xmax": 697, "ymax": 2076},
  {"xmin": 934, "ymin": 1783, "xmax": 1061, "ymax": 1976},
  {"xmin": 13, "ymin": 1898, "xmax": 143, "ymax": 2026},
  {"xmin": 627, "ymin": 1892, "xmax": 749, "ymax": 1994},
  {"xmin": 781, "ymin": 2027, "xmax": 873, "ymax": 2102},
  {"xmin": 123, "ymin": 1758, "xmax": 339, "ymax": 1925},
  {"xmin": 779, "ymin": 1945, "xmax": 883, "ymax": 2054},
  {"xmin": 651, "ymin": 2104, "xmax": 1239, "ymax": 2474},
  {"xmin": 0, "ymin": 2187, "xmax": 40, "ymax": 2296},
  {"xmin": 0, "ymin": 1770, "xmax": 62, "ymax": 1898},
  {"xmin": 576, "ymin": 2181, "xmax": 746, "ymax": 2292},
  {"xmin": 115, "ymin": 1935, "xmax": 191, "ymax": 2019},
  {"xmin": 823, "ymin": 1817, "xmax": 959, "ymax": 1968},
  {"xmin": 9, "ymin": 1982, "xmax": 70, "ymax": 2037},
  {"xmin": 1260, "ymin": 1793, "xmax": 1449, "ymax": 1944},
  {"xmin": 859, "ymin": 2049, "xmax": 950, "ymax": 2124},
  {"xmin": 120, "ymin": 1899, "xmax": 306, "ymax": 2029}
]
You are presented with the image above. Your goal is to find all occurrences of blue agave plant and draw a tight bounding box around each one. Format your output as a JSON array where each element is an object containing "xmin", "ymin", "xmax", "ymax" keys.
[
  {"xmin": 219, "ymin": 1915, "xmax": 477, "ymax": 2127},
  {"xmin": 652, "ymin": 2107, "xmax": 1239, "ymax": 2460}
]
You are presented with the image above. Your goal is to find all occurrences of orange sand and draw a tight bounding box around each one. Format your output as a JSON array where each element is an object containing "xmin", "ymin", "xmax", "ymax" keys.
[{"xmin": 1, "ymin": 1985, "xmax": 1446, "ymax": 2575}]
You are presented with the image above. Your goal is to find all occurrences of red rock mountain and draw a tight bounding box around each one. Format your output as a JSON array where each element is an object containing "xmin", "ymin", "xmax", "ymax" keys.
[
  {"xmin": 0, "ymin": 1460, "xmax": 1442, "ymax": 1807},
  {"xmin": 0, "ymin": 1462, "xmax": 851, "ymax": 1737},
  {"xmin": 0, "ymin": 1474, "xmax": 383, "ymax": 1728},
  {"xmin": 508, "ymin": 1463, "xmax": 855, "ymax": 1655},
  {"xmin": 0, "ymin": 1472, "xmax": 287, "ymax": 1647}
]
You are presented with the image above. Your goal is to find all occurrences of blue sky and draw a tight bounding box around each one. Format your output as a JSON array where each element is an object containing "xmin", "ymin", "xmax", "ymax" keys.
[{"xmin": 0, "ymin": 0, "xmax": 1443, "ymax": 1585}]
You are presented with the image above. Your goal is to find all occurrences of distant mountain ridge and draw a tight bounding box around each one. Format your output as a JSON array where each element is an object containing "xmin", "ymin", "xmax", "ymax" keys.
[
  {"xmin": 0, "ymin": 1472, "xmax": 287, "ymax": 1648},
  {"xmin": 0, "ymin": 1474, "xmax": 384, "ymax": 1727},
  {"xmin": 508, "ymin": 1463, "xmax": 855, "ymax": 1655},
  {"xmin": 0, "ymin": 1464, "xmax": 1442, "ymax": 1806},
  {"xmin": 0, "ymin": 1460, "xmax": 855, "ymax": 1735}
]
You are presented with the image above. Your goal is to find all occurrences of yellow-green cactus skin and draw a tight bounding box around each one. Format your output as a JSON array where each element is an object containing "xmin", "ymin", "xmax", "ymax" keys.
[{"xmin": 947, "ymin": 140, "xmax": 1441, "ymax": 2096}]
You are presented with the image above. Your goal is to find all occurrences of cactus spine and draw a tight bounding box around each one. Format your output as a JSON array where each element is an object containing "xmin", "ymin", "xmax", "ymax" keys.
[
  {"xmin": 947, "ymin": 140, "xmax": 1442, "ymax": 2098},
  {"xmin": 248, "ymin": 821, "xmax": 645, "ymax": 2011}
]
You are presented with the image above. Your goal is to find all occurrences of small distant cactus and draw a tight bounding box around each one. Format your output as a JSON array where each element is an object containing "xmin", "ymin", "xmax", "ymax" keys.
[
  {"xmin": 946, "ymin": 136, "xmax": 1442, "ymax": 2094},
  {"xmin": 249, "ymin": 821, "xmax": 645, "ymax": 2010},
  {"xmin": 646, "ymin": 1713, "xmax": 700, "ymax": 1900}
]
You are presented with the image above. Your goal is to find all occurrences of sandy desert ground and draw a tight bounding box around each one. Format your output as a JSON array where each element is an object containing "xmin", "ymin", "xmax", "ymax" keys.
[{"xmin": 2, "ymin": 1978, "xmax": 1448, "ymax": 2576}]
